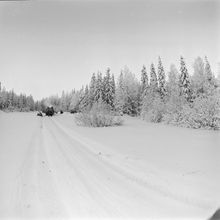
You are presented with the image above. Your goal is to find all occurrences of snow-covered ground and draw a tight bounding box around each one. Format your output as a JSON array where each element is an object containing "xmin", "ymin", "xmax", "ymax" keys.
[{"xmin": 0, "ymin": 112, "xmax": 219, "ymax": 219}]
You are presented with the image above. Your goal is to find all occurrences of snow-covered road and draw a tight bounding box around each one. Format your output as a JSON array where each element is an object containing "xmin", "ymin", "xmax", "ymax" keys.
[{"xmin": 0, "ymin": 112, "xmax": 219, "ymax": 219}]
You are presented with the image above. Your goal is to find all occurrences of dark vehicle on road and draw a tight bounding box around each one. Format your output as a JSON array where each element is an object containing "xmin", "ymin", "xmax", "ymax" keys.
[
  {"xmin": 70, "ymin": 108, "xmax": 78, "ymax": 114},
  {"xmin": 45, "ymin": 106, "xmax": 55, "ymax": 116}
]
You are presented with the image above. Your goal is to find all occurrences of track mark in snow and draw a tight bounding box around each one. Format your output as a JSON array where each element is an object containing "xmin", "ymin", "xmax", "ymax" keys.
[
  {"xmin": 50, "ymin": 118, "xmax": 214, "ymax": 211},
  {"xmin": 44, "ymin": 119, "xmax": 129, "ymax": 218},
  {"xmin": 11, "ymin": 119, "xmax": 68, "ymax": 219}
]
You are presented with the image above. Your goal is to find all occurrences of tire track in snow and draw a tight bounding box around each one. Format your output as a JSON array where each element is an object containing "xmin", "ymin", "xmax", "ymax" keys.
[
  {"xmin": 45, "ymin": 118, "xmax": 184, "ymax": 218},
  {"xmin": 11, "ymin": 118, "xmax": 68, "ymax": 218},
  {"xmin": 50, "ymin": 117, "xmax": 215, "ymax": 211},
  {"xmin": 44, "ymin": 118, "xmax": 121, "ymax": 218},
  {"xmin": 45, "ymin": 117, "xmax": 174, "ymax": 218}
]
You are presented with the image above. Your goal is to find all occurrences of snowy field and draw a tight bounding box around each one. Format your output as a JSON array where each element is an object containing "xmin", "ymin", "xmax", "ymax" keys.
[{"xmin": 0, "ymin": 111, "xmax": 219, "ymax": 220}]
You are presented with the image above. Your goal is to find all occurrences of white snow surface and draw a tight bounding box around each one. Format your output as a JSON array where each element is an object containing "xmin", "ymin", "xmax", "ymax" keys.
[{"xmin": 0, "ymin": 112, "xmax": 219, "ymax": 220}]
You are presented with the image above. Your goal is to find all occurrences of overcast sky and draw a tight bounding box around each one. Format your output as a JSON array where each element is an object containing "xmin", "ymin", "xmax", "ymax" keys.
[{"xmin": 0, "ymin": 0, "xmax": 219, "ymax": 100}]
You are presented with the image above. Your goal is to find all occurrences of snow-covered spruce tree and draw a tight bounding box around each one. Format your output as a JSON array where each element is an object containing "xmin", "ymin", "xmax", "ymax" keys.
[
  {"xmin": 94, "ymin": 72, "xmax": 103, "ymax": 102},
  {"xmin": 141, "ymin": 63, "xmax": 165, "ymax": 123},
  {"xmin": 60, "ymin": 91, "xmax": 66, "ymax": 111},
  {"xmin": 66, "ymin": 91, "xmax": 74, "ymax": 112},
  {"xmin": 166, "ymin": 64, "xmax": 179, "ymax": 96},
  {"xmin": 103, "ymin": 68, "xmax": 115, "ymax": 109},
  {"xmin": 69, "ymin": 91, "xmax": 80, "ymax": 113},
  {"xmin": 89, "ymin": 73, "xmax": 96, "ymax": 108},
  {"xmin": 115, "ymin": 67, "xmax": 140, "ymax": 115},
  {"xmin": 191, "ymin": 56, "xmax": 216, "ymax": 95},
  {"xmin": 149, "ymin": 63, "xmax": 158, "ymax": 93},
  {"xmin": 115, "ymin": 71, "xmax": 125, "ymax": 114},
  {"xmin": 163, "ymin": 64, "xmax": 186, "ymax": 125},
  {"xmin": 79, "ymin": 85, "xmax": 90, "ymax": 111},
  {"xmin": 60, "ymin": 90, "xmax": 73, "ymax": 111},
  {"xmin": 191, "ymin": 56, "xmax": 215, "ymax": 97},
  {"xmin": 193, "ymin": 57, "xmax": 204, "ymax": 76},
  {"xmin": 26, "ymin": 95, "xmax": 35, "ymax": 111},
  {"xmin": 108, "ymin": 73, "xmax": 116, "ymax": 110},
  {"xmin": 140, "ymin": 65, "xmax": 148, "ymax": 100},
  {"xmin": 204, "ymin": 56, "xmax": 217, "ymax": 95},
  {"xmin": 205, "ymin": 56, "xmax": 214, "ymax": 83},
  {"xmin": 167, "ymin": 56, "xmax": 194, "ymax": 126},
  {"xmin": 122, "ymin": 67, "xmax": 140, "ymax": 115},
  {"xmin": 77, "ymin": 86, "xmax": 86, "ymax": 112},
  {"xmin": 191, "ymin": 57, "xmax": 205, "ymax": 96},
  {"xmin": 102, "ymin": 68, "xmax": 110, "ymax": 104},
  {"xmin": 157, "ymin": 57, "xmax": 166, "ymax": 100},
  {"xmin": 110, "ymin": 74, "xmax": 116, "ymax": 109},
  {"xmin": 179, "ymin": 56, "xmax": 192, "ymax": 102}
]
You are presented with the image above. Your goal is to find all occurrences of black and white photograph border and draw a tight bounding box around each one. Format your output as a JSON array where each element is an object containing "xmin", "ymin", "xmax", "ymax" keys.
[{"xmin": 0, "ymin": 0, "xmax": 220, "ymax": 219}]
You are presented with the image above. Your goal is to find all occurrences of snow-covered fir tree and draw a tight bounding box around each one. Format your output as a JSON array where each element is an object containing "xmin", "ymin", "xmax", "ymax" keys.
[
  {"xmin": 165, "ymin": 64, "xmax": 182, "ymax": 117},
  {"xmin": 149, "ymin": 63, "xmax": 158, "ymax": 93},
  {"xmin": 60, "ymin": 91, "xmax": 68, "ymax": 111},
  {"xmin": 179, "ymin": 56, "xmax": 192, "ymax": 102},
  {"xmin": 205, "ymin": 56, "xmax": 214, "ymax": 83},
  {"xmin": 204, "ymin": 56, "xmax": 217, "ymax": 95},
  {"xmin": 115, "ymin": 71, "xmax": 125, "ymax": 114},
  {"xmin": 102, "ymin": 68, "xmax": 110, "ymax": 103},
  {"xmin": 166, "ymin": 64, "xmax": 179, "ymax": 96},
  {"xmin": 103, "ymin": 68, "xmax": 114, "ymax": 109},
  {"xmin": 121, "ymin": 67, "xmax": 140, "ymax": 115},
  {"xmin": 79, "ymin": 85, "xmax": 89, "ymax": 111},
  {"xmin": 193, "ymin": 57, "xmax": 204, "ymax": 77},
  {"xmin": 140, "ymin": 65, "xmax": 148, "ymax": 98},
  {"xmin": 89, "ymin": 73, "xmax": 96, "ymax": 107},
  {"xmin": 192, "ymin": 57, "xmax": 205, "ymax": 95},
  {"xmin": 157, "ymin": 57, "xmax": 166, "ymax": 99},
  {"xmin": 111, "ymin": 74, "xmax": 115, "ymax": 99},
  {"xmin": 109, "ymin": 73, "xmax": 116, "ymax": 109},
  {"xmin": 94, "ymin": 72, "xmax": 103, "ymax": 102},
  {"xmin": 76, "ymin": 86, "xmax": 85, "ymax": 111},
  {"xmin": 70, "ymin": 90, "xmax": 80, "ymax": 112}
]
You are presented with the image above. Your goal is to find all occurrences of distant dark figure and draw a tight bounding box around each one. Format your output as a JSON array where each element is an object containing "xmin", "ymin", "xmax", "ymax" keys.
[
  {"xmin": 70, "ymin": 109, "xmax": 77, "ymax": 114},
  {"xmin": 45, "ymin": 106, "xmax": 55, "ymax": 116},
  {"xmin": 208, "ymin": 208, "xmax": 220, "ymax": 220},
  {"xmin": 37, "ymin": 111, "xmax": 43, "ymax": 117},
  {"xmin": 60, "ymin": 110, "xmax": 63, "ymax": 114}
]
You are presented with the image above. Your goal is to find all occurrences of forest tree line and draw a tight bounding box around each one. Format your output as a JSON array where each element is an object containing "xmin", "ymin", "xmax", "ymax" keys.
[
  {"xmin": 0, "ymin": 83, "xmax": 36, "ymax": 112},
  {"xmin": 0, "ymin": 56, "xmax": 220, "ymax": 129}
]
